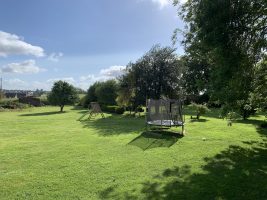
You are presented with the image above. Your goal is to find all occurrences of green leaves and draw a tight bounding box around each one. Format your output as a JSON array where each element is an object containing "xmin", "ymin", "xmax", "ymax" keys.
[
  {"xmin": 119, "ymin": 45, "xmax": 185, "ymax": 106},
  {"xmin": 48, "ymin": 81, "xmax": 78, "ymax": 111},
  {"xmin": 177, "ymin": 0, "xmax": 267, "ymax": 116}
]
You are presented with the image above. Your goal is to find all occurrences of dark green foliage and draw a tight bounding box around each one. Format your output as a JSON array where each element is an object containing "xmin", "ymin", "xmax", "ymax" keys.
[
  {"xmin": 48, "ymin": 81, "xmax": 78, "ymax": 112},
  {"xmin": 83, "ymin": 82, "xmax": 101, "ymax": 108},
  {"xmin": 176, "ymin": 0, "xmax": 267, "ymax": 118},
  {"xmin": 101, "ymin": 105, "xmax": 117, "ymax": 113},
  {"xmin": 40, "ymin": 97, "xmax": 50, "ymax": 106},
  {"xmin": 118, "ymin": 45, "xmax": 185, "ymax": 107},
  {"xmin": 79, "ymin": 95, "xmax": 87, "ymax": 107},
  {"xmin": 116, "ymin": 70, "xmax": 135, "ymax": 109},
  {"xmin": 84, "ymin": 80, "xmax": 118, "ymax": 107},
  {"xmin": 249, "ymin": 56, "xmax": 267, "ymax": 115},
  {"xmin": 95, "ymin": 80, "xmax": 118, "ymax": 105},
  {"xmin": 181, "ymin": 56, "xmax": 211, "ymax": 96},
  {"xmin": 101, "ymin": 105, "xmax": 124, "ymax": 115},
  {"xmin": 115, "ymin": 107, "xmax": 124, "ymax": 114},
  {"xmin": 19, "ymin": 96, "xmax": 42, "ymax": 107},
  {"xmin": 75, "ymin": 87, "xmax": 86, "ymax": 94},
  {"xmin": 261, "ymin": 121, "xmax": 267, "ymax": 128},
  {"xmin": 190, "ymin": 103, "xmax": 210, "ymax": 119},
  {"xmin": 0, "ymin": 99, "xmax": 29, "ymax": 109}
]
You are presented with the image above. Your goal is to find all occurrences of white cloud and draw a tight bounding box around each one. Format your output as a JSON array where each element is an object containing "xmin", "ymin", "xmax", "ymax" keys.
[
  {"xmin": 78, "ymin": 65, "xmax": 126, "ymax": 89},
  {"xmin": 0, "ymin": 31, "xmax": 45, "ymax": 57},
  {"xmin": 3, "ymin": 78, "xmax": 29, "ymax": 90},
  {"xmin": 47, "ymin": 77, "xmax": 75, "ymax": 85},
  {"xmin": 100, "ymin": 65, "xmax": 126, "ymax": 77},
  {"xmin": 0, "ymin": 60, "xmax": 46, "ymax": 74},
  {"xmin": 151, "ymin": 0, "xmax": 170, "ymax": 8},
  {"xmin": 143, "ymin": 0, "xmax": 187, "ymax": 8},
  {"xmin": 177, "ymin": 0, "xmax": 187, "ymax": 4},
  {"xmin": 48, "ymin": 52, "xmax": 63, "ymax": 62},
  {"xmin": 1, "ymin": 65, "xmax": 126, "ymax": 91}
]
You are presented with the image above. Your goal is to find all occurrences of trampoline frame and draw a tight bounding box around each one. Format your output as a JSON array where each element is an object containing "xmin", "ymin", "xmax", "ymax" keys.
[{"xmin": 146, "ymin": 99, "xmax": 185, "ymax": 134}]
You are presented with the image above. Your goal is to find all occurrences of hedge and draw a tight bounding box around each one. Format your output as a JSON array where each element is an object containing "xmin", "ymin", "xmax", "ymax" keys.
[{"xmin": 101, "ymin": 105, "xmax": 124, "ymax": 114}]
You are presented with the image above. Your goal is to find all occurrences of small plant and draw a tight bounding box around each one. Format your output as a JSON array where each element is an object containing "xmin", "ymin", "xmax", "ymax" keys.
[
  {"xmin": 225, "ymin": 111, "xmax": 240, "ymax": 126},
  {"xmin": 191, "ymin": 103, "xmax": 210, "ymax": 119}
]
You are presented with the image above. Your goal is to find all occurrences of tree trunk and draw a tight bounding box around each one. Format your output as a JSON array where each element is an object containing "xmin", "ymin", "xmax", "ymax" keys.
[{"xmin": 60, "ymin": 105, "xmax": 64, "ymax": 112}]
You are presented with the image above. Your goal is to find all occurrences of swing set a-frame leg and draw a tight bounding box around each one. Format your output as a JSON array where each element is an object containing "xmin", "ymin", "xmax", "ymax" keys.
[{"xmin": 88, "ymin": 112, "xmax": 93, "ymax": 120}]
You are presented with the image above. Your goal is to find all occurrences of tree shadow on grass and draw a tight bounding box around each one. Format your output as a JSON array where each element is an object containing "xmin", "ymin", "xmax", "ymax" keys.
[
  {"xmin": 80, "ymin": 114, "xmax": 145, "ymax": 136},
  {"xmin": 235, "ymin": 119, "xmax": 267, "ymax": 137},
  {"xmin": 19, "ymin": 111, "xmax": 66, "ymax": 116},
  {"xmin": 128, "ymin": 131, "xmax": 183, "ymax": 150},
  {"xmin": 189, "ymin": 118, "xmax": 209, "ymax": 123},
  {"xmin": 100, "ymin": 138, "xmax": 267, "ymax": 199}
]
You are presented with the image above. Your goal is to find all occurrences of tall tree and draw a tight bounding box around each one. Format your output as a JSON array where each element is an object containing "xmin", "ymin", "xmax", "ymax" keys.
[
  {"xmin": 116, "ymin": 66, "xmax": 135, "ymax": 109},
  {"xmin": 95, "ymin": 80, "xmax": 118, "ymax": 105},
  {"xmin": 181, "ymin": 55, "xmax": 211, "ymax": 96},
  {"xmin": 176, "ymin": 0, "xmax": 267, "ymax": 117},
  {"xmin": 83, "ymin": 82, "xmax": 101, "ymax": 107},
  {"xmin": 120, "ymin": 45, "xmax": 185, "ymax": 106},
  {"xmin": 48, "ymin": 81, "xmax": 78, "ymax": 112},
  {"xmin": 250, "ymin": 56, "xmax": 267, "ymax": 115}
]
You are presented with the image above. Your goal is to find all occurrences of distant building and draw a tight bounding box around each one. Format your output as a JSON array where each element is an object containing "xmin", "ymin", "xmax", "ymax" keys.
[{"xmin": 3, "ymin": 90, "xmax": 33, "ymax": 98}]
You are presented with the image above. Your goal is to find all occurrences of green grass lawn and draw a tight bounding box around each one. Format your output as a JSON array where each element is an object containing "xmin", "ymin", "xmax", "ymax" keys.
[{"xmin": 0, "ymin": 106, "xmax": 266, "ymax": 200}]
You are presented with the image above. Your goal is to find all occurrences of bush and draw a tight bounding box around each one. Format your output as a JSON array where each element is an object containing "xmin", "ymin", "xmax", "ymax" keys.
[
  {"xmin": 40, "ymin": 98, "xmax": 50, "ymax": 105},
  {"xmin": 101, "ymin": 105, "xmax": 124, "ymax": 114},
  {"xmin": 191, "ymin": 102, "xmax": 210, "ymax": 119},
  {"xmin": 261, "ymin": 122, "xmax": 267, "ymax": 128},
  {"xmin": 0, "ymin": 99, "xmax": 29, "ymax": 109},
  {"xmin": 78, "ymin": 95, "xmax": 87, "ymax": 107},
  {"xmin": 115, "ymin": 107, "xmax": 124, "ymax": 114},
  {"xmin": 19, "ymin": 96, "xmax": 42, "ymax": 106}
]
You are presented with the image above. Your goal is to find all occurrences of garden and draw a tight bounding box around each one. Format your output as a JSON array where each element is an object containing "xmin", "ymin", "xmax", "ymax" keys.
[
  {"xmin": 0, "ymin": 0, "xmax": 266, "ymax": 199},
  {"xmin": 0, "ymin": 105, "xmax": 266, "ymax": 199}
]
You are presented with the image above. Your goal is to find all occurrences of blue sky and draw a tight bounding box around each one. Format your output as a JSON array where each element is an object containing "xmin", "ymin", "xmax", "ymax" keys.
[{"xmin": 0, "ymin": 0, "xmax": 185, "ymax": 90}]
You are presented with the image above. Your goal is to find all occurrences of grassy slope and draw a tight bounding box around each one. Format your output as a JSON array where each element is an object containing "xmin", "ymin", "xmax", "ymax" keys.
[{"xmin": 0, "ymin": 106, "xmax": 266, "ymax": 200}]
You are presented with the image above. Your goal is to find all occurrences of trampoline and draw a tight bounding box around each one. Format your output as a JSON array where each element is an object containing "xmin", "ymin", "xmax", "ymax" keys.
[
  {"xmin": 146, "ymin": 99, "xmax": 185, "ymax": 134},
  {"xmin": 147, "ymin": 120, "xmax": 184, "ymax": 126}
]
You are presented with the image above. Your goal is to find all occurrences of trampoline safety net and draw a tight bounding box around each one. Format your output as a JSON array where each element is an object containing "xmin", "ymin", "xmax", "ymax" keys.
[{"xmin": 146, "ymin": 99, "xmax": 184, "ymax": 127}]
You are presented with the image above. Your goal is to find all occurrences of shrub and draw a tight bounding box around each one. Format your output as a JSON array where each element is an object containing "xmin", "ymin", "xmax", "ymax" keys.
[
  {"xmin": 261, "ymin": 121, "xmax": 267, "ymax": 128},
  {"xmin": 191, "ymin": 103, "xmax": 210, "ymax": 119},
  {"xmin": 0, "ymin": 99, "xmax": 29, "ymax": 109},
  {"xmin": 101, "ymin": 105, "xmax": 124, "ymax": 115},
  {"xmin": 115, "ymin": 107, "xmax": 124, "ymax": 114},
  {"xmin": 78, "ymin": 95, "xmax": 87, "ymax": 107},
  {"xmin": 40, "ymin": 98, "xmax": 50, "ymax": 105},
  {"xmin": 19, "ymin": 96, "xmax": 42, "ymax": 106}
]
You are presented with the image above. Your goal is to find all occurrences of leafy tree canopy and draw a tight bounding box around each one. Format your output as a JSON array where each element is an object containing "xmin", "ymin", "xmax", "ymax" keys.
[
  {"xmin": 48, "ymin": 81, "xmax": 78, "ymax": 112},
  {"xmin": 119, "ymin": 45, "xmax": 185, "ymax": 106},
  {"xmin": 175, "ymin": 0, "xmax": 267, "ymax": 118},
  {"xmin": 84, "ymin": 80, "xmax": 118, "ymax": 107},
  {"xmin": 95, "ymin": 80, "xmax": 118, "ymax": 105}
]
